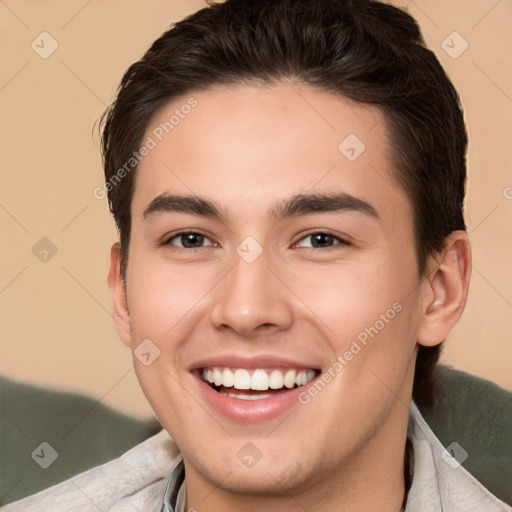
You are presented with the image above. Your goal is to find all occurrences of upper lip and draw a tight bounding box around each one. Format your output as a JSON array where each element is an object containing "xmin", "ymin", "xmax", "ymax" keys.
[{"xmin": 189, "ymin": 354, "xmax": 321, "ymax": 371}]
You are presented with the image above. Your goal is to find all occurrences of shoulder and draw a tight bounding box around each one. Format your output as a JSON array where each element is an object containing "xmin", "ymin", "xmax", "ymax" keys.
[
  {"xmin": 421, "ymin": 366, "xmax": 512, "ymax": 504},
  {"xmin": 407, "ymin": 366, "xmax": 512, "ymax": 511},
  {"xmin": 2, "ymin": 429, "xmax": 181, "ymax": 512}
]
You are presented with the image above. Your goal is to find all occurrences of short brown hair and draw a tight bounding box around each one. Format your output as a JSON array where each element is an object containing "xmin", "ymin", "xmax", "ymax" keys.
[{"xmin": 100, "ymin": 0, "xmax": 468, "ymax": 409}]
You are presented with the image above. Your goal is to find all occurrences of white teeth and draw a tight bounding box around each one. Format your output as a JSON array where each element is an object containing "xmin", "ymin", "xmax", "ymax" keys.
[
  {"xmin": 295, "ymin": 371, "xmax": 306, "ymax": 386},
  {"xmin": 213, "ymin": 368, "xmax": 223, "ymax": 386},
  {"xmin": 201, "ymin": 367, "xmax": 316, "ymax": 391},
  {"xmin": 251, "ymin": 369, "xmax": 269, "ymax": 390},
  {"xmin": 234, "ymin": 369, "xmax": 251, "ymax": 389},
  {"xmin": 269, "ymin": 369, "xmax": 284, "ymax": 389},
  {"xmin": 222, "ymin": 390, "xmax": 274, "ymax": 400},
  {"xmin": 284, "ymin": 369, "xmax": 296, "ymax": 388},
  {"xmin": 222, "ymin": 368, "xmax": 234, "ymax": 387}
]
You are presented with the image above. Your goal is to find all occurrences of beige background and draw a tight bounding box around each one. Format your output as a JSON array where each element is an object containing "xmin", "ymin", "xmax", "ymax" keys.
[{"xmin": 1, "ymin": 0, "xmax": 511, "ymax": 419}]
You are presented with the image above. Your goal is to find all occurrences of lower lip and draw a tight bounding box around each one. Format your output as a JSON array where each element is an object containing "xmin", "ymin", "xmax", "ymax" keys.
[{"xmin": 194, "ymin": 374, "xmax": 312, "ymax": 423}]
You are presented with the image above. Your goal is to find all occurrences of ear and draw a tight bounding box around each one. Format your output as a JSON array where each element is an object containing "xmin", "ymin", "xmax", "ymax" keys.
[
  {"xmin": 107, "ymin": 242, "xmax": 132, "ymax": 347},
  {"xmin": 417, "ymin": 231, "xmax": 472, "ymax": 347}
]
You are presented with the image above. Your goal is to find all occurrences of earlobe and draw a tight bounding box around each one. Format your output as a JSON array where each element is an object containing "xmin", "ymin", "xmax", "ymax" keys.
[
  {"xmin": 107, "ymin": 242, "xmax": 132, "ymax": 347},
  {"xmin": 417, "ymin": 231, "xmax": 472, "ymax": 347}
]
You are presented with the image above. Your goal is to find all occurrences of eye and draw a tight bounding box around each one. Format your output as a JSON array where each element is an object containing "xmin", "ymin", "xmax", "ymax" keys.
[
  {"xmin": 295, "ymin": 232, "xmax": 349, "ymax": 249},
  {"xmin": 164, "ymin": 231, "xmax": 215, "ymax": 249}
]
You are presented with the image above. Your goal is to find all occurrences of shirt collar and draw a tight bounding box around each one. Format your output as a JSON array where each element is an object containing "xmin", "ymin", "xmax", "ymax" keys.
[{"xmin": 161, "ymin": 459, "xmax": 185, "ymax": 512}]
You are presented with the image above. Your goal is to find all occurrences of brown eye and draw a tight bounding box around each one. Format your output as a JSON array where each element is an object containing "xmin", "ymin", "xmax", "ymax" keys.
[
  {"xmin": 310, "ymin": 233, "xmax": 335, "ymax": 248},
  {"xmin": 166, "ymin": 232, "xmax": 213, "ymax": 248},
  {"xmin": 296, "ymin": 232, "xmax": 349, "ymax": 248}
]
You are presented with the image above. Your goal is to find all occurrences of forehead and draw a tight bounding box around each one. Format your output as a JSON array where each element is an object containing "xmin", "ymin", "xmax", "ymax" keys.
[{"xmin": 133, "ymin": 82, "xmax": 410, "ymax": 224}]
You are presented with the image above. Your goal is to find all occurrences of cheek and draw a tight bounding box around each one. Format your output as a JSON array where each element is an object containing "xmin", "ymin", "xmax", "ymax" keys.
[
  {"xmin": 126, "ymin": 251, "xmax": 219, "ymax": 342},
  {"xmin": 287, "ymin": 252, "xmax": 420, "ymax": 391},
  {"xmin": 287, "ymin": 255, "xmax": 415, "ymax": 340}
]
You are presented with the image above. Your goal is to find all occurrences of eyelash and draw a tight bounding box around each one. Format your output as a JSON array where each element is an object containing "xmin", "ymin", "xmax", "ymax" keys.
[
  {"xmin": 294, "ymin": 231, "xmax": 351, "ymax": 249},
  {"xmin": 162, "ymin": 231, "xmax": 351, "ymax": 250},
  {"xmin": 163, "ymin": 231, "xmax": 216, "ymax": 249}
]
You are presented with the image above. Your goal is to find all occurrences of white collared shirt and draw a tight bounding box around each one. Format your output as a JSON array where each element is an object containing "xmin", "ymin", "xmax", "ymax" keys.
[{"xmin": 3, "ymin": 402, "xmax": 510, "ymax": 511}]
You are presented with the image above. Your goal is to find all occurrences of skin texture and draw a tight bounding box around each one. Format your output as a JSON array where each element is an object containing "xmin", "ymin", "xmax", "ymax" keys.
[{"xmin": 108, "ymin": 82, "xmax": 471, "ymax": 512}]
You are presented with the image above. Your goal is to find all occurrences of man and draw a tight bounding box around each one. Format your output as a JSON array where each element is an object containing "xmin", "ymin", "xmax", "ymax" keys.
[{"xmin": 4, "ymin": 0, "xmax": 511, "ymax": 510}]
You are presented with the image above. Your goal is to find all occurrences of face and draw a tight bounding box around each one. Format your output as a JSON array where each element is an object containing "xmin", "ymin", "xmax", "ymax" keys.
[{"xmin": 110, "ymin": 82, "xmax": 431, "ymax": 498}]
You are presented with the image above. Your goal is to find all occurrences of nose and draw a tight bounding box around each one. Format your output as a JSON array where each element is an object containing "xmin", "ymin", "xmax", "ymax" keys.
[{"xmin": 209, "ymin": 251, "xmax": 294, "ymax": 338}]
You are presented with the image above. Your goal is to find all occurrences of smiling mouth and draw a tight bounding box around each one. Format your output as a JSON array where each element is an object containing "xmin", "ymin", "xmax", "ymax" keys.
[{"xmin": 200, "ymin": 367, "xmax": 319, "ymax": 400}]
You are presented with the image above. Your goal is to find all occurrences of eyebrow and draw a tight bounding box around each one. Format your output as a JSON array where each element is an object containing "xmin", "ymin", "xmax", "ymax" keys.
[
  {"xmin": 270, "ymin": 192, "xmax": 379, "ymax": 221},
  {"xmin": 143, "ymin": 192, "xmax": 379, "ymax": 222},
  {"xmin": 143, "ymin": 195, "xmax": 224, "ymax": 220}
]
